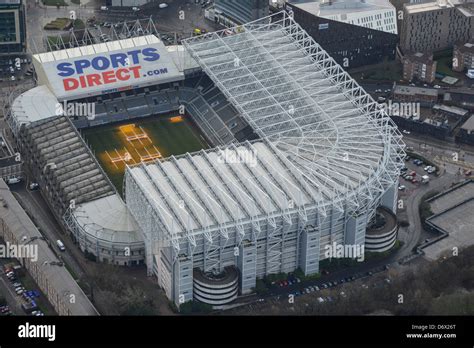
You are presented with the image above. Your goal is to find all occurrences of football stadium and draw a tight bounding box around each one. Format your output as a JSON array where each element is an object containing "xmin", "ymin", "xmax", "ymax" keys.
[{"xmin": 7, "ymin": 12, "xmax": 404, "ymax": 307}]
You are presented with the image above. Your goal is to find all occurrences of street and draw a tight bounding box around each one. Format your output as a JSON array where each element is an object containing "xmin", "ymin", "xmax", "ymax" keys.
[{"xmin": 9, "ymin": 183, "xmax": 85, "ymax": 281}]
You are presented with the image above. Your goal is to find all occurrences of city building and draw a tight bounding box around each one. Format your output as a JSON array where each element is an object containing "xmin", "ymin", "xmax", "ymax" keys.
[
  {"xmin": 288, "ymin": 0, "xmax": 398, "ymax": 34},
  {"xmin": 213, "ymin": 0, "xmax": 269, "ymax": 25},
  {"xmin": 285, "ymin": 0, "xmax": 398, "ymax": 68},
  {"xmin": 400, "ymin": 0, "xmax": 474, "ymax": 54},
  {"xmin": 453, "ymin": 41, "xmax": 474, "ymax": 72},
  {"xmin": 456, "ymin": 115, "xmax": 474, "ymax": 145},
  {"xmin": 393, "ymin": 85, "xmax": 439, "ymax": 106},
  {"xmin": 390, "ymin": 101, "xmax": 468, "ymax": 139},
  {"xmin": 443, "ymin": 89, "xmax": 474, "ymax": 111},
  {"xmin": 402, "ymin": 52, "xmax": 437, "ymax": 83},
  {"xmin": 7, "ymin": 14, "xmax": 404, "ymax": 308},
  {"xmin": 0, "ymin": 0, "xmax": 26, "ymax": 56}
]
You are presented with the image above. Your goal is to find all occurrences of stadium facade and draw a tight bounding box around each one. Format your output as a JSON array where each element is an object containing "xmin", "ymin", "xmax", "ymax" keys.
[{"xmin": 7, "ymin": 12, "xmax": 404, "ymax": 307}]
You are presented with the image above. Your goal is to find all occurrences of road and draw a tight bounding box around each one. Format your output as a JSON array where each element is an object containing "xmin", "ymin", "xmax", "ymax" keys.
[
  {"xmin": 404, "ymin": 135, "xmax": 474, "ymax": 175},
  {"xmin": 9, "ymin": 183, "xmax": 85, "ymax": 281}
]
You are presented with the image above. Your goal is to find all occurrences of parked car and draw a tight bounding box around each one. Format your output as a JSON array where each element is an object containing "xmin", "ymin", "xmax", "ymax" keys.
[{"xmin": 6, "ymin": 177, "xmax": 21, "ymax": 185}]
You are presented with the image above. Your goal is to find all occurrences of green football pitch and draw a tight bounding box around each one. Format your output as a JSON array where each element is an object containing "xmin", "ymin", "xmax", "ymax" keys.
[{"xmin": 81, "ymin": 113, "xmax": 209, "ymax": 194}]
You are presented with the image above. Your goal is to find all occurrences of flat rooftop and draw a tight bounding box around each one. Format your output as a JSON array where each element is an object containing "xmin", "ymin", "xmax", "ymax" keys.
[
  {"xmin": 289, "ymin": 0, "xmax": 395, "ymax": 17},
  {"xmin": 423, "ymin": 180, "xmax": 474, "ymax": 261},
  {"xmin": 394, "ymin": 85, "xmax": 439, "ymax": 97},
  {"xmin": 405, "ymin": 2, "xmax": 450, "ymax": 14},
  {"xmin": 461, "ymin": 115, "xmax": 474, "ymax": 131},
  {"xmin": 428, "ymin": 180, "xmax": 474, "ymax": 215},
  {"xmin": 424, "ymin": 198, "xmax": 474, "ymax": 261}
]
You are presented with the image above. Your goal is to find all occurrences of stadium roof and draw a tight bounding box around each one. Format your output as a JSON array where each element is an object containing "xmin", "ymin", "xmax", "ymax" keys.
[
  {"xmin": 127, "ymin": 12, "xmax": 404, "ymax": 247},
  {"xmin": 9, "ymin": 85, "xmax": 58, "ymax": 135},
  {"xmin": 69, "ymin": 194, "xmax": 143, "ymax": 245},
  {"xmin": 33, "ymin": 35, "xmax": 161, "ymax": 64}
]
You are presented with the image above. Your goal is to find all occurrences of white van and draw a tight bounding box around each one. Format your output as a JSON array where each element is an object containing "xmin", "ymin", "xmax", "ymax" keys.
[
  {"xmin": 6, "ymin": 177, "xmax": 21, "ymax": 185},
  {"xmin": 56, "ymin": 240, "xmax": 66, "ymax": 251}
]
